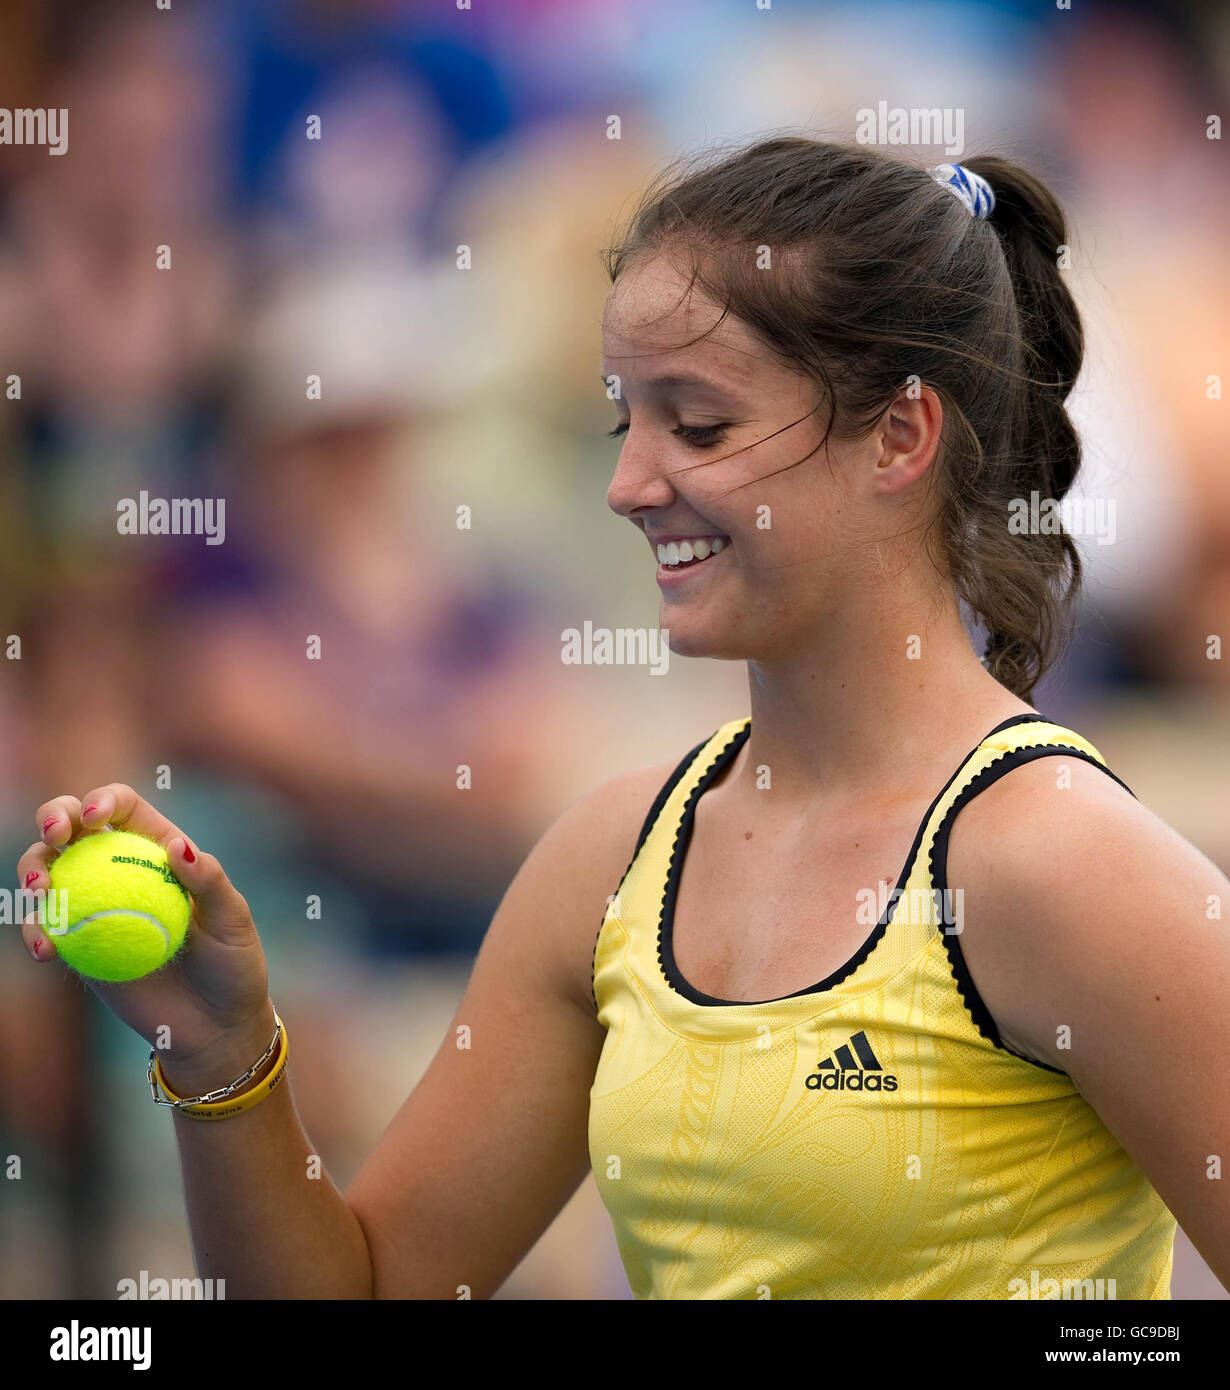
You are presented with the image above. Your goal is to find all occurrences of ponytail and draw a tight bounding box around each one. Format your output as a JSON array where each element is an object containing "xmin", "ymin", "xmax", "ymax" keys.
[{"xmin": 957, "ymin": 155, "xmax": 1085, "ymax": 696}]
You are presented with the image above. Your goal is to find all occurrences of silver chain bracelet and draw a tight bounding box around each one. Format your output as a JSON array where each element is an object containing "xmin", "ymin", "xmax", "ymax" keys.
[{"xmin": 148, "ymin": 1010, "xmax": 284, "ymax": 1110}]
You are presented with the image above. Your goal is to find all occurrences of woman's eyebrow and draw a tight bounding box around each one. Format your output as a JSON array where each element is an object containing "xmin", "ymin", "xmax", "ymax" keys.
[{"xmin": 598, "ymin": 372, "xmax": 743, "ymax": 401}]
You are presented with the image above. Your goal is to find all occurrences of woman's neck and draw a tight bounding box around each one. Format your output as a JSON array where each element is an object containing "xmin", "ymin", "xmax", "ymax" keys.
[{"xmin": 740, "ymin": 583, "xmax": 1033, "ymax": 804}]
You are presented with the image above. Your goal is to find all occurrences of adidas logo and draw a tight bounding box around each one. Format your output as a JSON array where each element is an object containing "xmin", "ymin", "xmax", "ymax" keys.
[{"xmin": 805, "ymin": 1031, "xmax": 898, "ymax": 1093}]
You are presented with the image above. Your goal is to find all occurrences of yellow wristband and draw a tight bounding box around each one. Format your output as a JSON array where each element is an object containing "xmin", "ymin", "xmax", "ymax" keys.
[{"xmin": 153, "ymin": 1017, "xmax": 289, "ymax": 1121}]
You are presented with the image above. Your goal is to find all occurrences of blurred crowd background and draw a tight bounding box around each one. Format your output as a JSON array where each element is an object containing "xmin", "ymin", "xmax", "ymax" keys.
[{"xmin": 0, "ymin": 0, "xmax": 1226, "ymax": 1299}]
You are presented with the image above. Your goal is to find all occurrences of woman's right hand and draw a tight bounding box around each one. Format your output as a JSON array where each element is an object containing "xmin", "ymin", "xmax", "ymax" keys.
[{"xmin": 17, "ymin": 782, "xmax": 276, "ymax": 1095}]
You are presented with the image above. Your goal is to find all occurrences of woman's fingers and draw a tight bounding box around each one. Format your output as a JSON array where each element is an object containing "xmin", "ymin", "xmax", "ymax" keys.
[
  {"xmin": 76, "ymin": 783, "xmax": 185, "ymax": 847},
  {"xmin": 16, "ymin": 839, "xmax": 57, "ymax": 891},
  {"xmin": 35, "ymin": 796, "xmax": 84, "ymax": 849},
  {"xmin": 165, "ymin": 838, "xmax": 254, "ymax": 943},
  {"xmin": 21, "ymin": 907, "xmax": 56, "ymax": 963},
  {"xmin": 16, "ymin": 842, "xmax": 57, "ymax": 962}
]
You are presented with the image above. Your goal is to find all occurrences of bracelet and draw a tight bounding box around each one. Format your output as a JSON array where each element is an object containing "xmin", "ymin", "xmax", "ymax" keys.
[{"xmin": 148, "ymin": 1010, "xmax": 288, "ymax": 1121}]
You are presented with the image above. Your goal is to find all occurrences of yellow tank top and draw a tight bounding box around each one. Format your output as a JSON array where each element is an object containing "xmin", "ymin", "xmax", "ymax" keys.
[{"xmin": 588, "ymin": 714, "xmax": 1176, "ymax": 1299}]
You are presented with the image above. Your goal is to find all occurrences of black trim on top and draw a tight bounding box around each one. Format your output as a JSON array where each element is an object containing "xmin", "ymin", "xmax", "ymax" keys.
[
  {"xmin": 590, "ymin": 732, "xmax": 715, "ymax": 1014},
  {"xmin": 929, "ymin": 743, "xmax": 1136, "ymax": 1076},
  {"xmin": 980, "ymin": 712, "xmax": 1055, "ymax": 739},
  {"xmin": 655, "ymin": 711, "xmax": 1051, "ymax": 1009},
  {"xmin": 632, "ymin": 737, "xmax": 712, "ymax": 861}
]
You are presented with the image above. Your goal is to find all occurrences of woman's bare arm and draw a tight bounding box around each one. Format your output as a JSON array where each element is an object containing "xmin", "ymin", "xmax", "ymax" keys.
[{"xmin": 157, "ymin": 762, "xmax": 670, "ymax": 1298}]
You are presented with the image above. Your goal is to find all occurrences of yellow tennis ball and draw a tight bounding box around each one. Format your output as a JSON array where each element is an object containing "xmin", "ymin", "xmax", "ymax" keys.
[{"xmin": 45, "ymin": 831, "xmax": 192, "ymax": 983}]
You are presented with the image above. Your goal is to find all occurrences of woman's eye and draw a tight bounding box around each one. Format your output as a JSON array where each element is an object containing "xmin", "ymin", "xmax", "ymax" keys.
[
  {"xmin": 605, "ymin": 421, "xmax": 728, "ymax": 448},
  {"xmin": 673, "ymin": 423, "xmax": 728, "ymax": 448}
]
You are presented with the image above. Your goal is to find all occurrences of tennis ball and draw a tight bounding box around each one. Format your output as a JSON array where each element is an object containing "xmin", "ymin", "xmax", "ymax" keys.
[{"xmin": 44, "ymin": 831, "xmax": 192, "ymax": 983}]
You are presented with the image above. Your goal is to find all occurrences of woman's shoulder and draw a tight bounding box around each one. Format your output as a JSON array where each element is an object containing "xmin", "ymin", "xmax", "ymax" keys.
[
  {"xmin": 551, "ymin": 716, "xmax": 749, "ymax": 873},
  {"xmin": 522, "ymin": 726, "xmax": 744, "ymax": 1014},
  {"xmin": 943, "ymin": 729, "xmax": 1228, "ymax": 1064},
  {"xmin": 946, "ymin": 731, "xmax": 1210, "ymax": 912}
]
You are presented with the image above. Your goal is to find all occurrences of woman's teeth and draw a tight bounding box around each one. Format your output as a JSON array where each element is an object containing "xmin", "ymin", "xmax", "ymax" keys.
[{"xmin": 657, "ymin": 536, "xmax": 728, "ymax": 568}]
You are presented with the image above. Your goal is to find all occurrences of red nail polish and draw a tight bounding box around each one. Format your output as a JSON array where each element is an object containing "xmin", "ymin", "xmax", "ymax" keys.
[
  {"xmin": 182, "ymin": 843, "xmax": 196, "ymax": 864},
  {"xmin": 82, "ymin": 803, "xmax": 100, "ymax": 818},
  {"xmin": 42, "ymin": 817, "xmax": 58, "ymax": 834},
  {"xmin": 24, "ymin": 870, "xmax": 38, "ymax": 888},
  {"xmin": 31, "ymin": 938, "xmax": 42, "ymax": 959}
]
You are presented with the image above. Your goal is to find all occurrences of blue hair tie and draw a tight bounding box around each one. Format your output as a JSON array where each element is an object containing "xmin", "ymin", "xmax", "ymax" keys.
[{"xmin": 930, "ymin": 163, "xmax": 995, "ymax": 219}]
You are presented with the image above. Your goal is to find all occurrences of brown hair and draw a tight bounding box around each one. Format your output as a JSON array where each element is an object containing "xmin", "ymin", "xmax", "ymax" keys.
[{"xmin": 602, "ymin": 136, "xmax": 1084, "ymax": 699}]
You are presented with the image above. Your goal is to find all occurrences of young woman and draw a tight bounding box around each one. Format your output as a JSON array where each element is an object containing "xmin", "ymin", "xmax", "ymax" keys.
[{"xmin": 20, "ymin": 137, "xmax": 1230, "ymax": 1299}]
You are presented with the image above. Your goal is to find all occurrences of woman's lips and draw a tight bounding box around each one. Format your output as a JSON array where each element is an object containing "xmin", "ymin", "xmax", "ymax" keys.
[
  {"xmin": 654, "ymin": 535, "xmax": 729, "ymax": 568},
  {"xmin": 654, "ymin": 535, "xmax": 730, "ymax": 583}
]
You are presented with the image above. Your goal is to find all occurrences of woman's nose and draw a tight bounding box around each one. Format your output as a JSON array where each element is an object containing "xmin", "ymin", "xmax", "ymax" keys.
[{"xmin": 606, "ymin": 431, "xmax": 678, "ymax": 518}]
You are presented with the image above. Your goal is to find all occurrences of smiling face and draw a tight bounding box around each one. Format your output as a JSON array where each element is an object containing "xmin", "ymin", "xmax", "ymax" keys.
[{"xmin": 603, "ymin": 250, "xmax": 935, "ymax": 663}]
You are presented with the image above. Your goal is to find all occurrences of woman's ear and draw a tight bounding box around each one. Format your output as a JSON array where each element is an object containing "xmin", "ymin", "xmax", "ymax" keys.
[{"xmin": 873, "ymin": 385, "xmax": 944, "ymax": 495}]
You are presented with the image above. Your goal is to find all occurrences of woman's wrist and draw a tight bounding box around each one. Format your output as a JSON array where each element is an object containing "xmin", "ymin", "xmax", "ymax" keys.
[{"xmin": 157, "ymin": 999, "xmax": 279, "ymax": 1100}]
